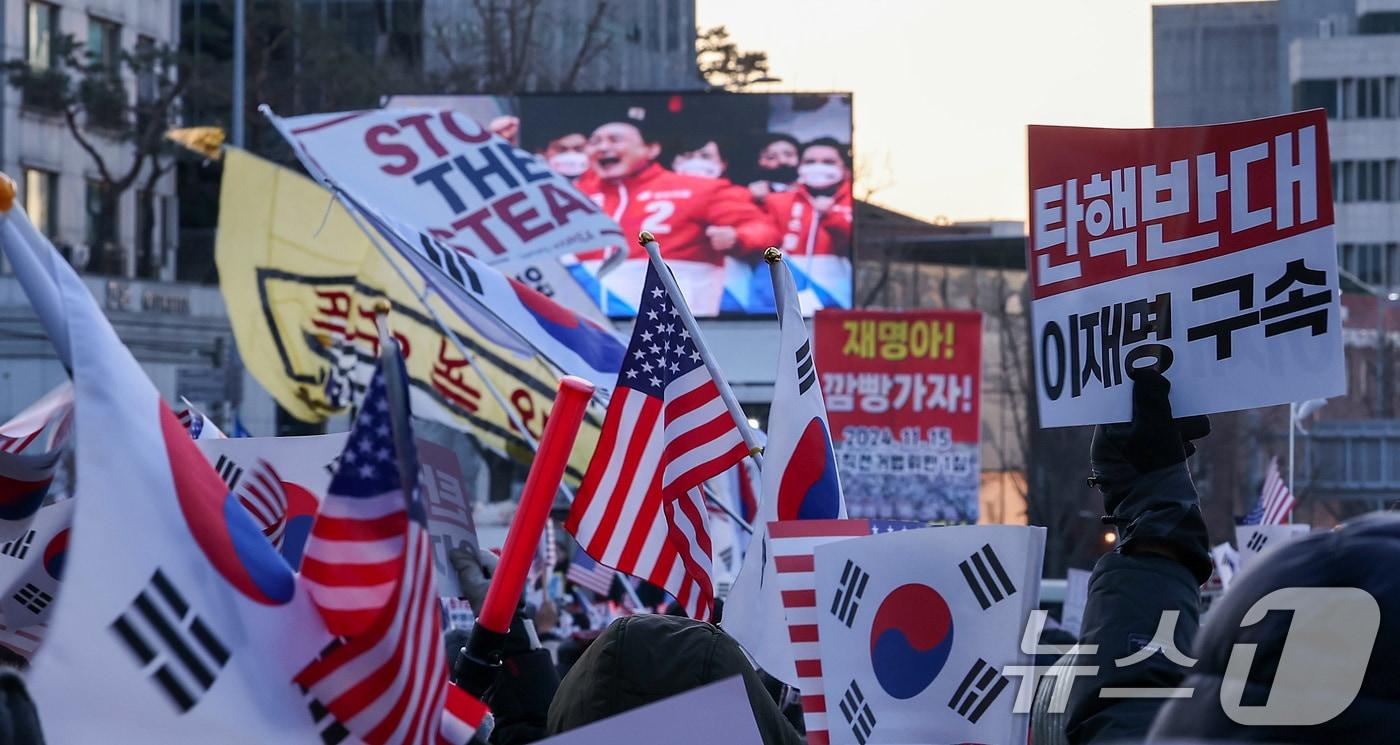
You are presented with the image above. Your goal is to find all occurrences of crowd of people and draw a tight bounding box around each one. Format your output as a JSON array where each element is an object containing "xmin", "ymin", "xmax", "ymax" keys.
[{"xmin": 414, "ymin": 372, "xmax": 1397, "ymax": 745}]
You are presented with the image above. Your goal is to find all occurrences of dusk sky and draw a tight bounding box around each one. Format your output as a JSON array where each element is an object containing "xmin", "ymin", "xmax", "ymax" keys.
[{"xmin": 698, "ymin": 0, "xmax": 1230, "ymax": 225}]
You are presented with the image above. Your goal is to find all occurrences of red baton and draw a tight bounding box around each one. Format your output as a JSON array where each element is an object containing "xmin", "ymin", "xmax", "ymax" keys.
[{"xmin": 475, "ymin": 375, "xmax": 594, "ymax": 634}]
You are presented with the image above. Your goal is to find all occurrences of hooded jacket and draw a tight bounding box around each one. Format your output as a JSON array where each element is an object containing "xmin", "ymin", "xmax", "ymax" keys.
[
  {"xmin": 546, "ymin": 614, "xmax": 803, "ymax": 745},
  {"xmin": 1149, "ymin": 512, "xmax": 1400, "ymax": 743}
]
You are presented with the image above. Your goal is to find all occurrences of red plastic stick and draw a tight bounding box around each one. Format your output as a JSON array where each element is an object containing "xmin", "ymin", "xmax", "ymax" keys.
[{"xmin": 475, "ymin": 375, "xmax": 595, "ymax": 633}]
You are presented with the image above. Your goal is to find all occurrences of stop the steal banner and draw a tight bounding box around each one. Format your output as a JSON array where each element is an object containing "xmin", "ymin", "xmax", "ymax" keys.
[{"xmin": 1027, "ymin": 110, "xmax": 1345, "ymax": 427}]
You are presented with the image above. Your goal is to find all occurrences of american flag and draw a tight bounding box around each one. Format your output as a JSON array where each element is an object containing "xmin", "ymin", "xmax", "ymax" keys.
[
  {"xmin": 565, "ymin": 546, "xmax": 618, "ymax": 596},
  {"xmin": 565, "ymin": 263, "xmax": 748, "ymax": 621},
  {"xmin": 234, "ymin": 459, "xmax": 289, "ymax": 549},
  {"xmin": 1243, "ymin": 456, "xmax": 1295, "ymax": 526},
  {"xmin": 295, "ymin": 347, "xmax": 486, "ymax": 745}
]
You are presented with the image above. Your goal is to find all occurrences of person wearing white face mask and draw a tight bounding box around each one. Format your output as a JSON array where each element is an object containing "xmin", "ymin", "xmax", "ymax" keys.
[
  {"xmin": 754, "ymin": 137, "xmax": 855, "ymax": 313},
  {"xmin": 542, "ymin": 132, "xmax": 590, "ymax": 181},
  {"xmin": 671, "ymin": 140, "xmax": 728, "ymax": 180}
]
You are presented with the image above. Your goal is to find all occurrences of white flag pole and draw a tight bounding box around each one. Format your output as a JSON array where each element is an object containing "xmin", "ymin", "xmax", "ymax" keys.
[
  {"xmin": 639, "ymin": 231, "xmax": 765, "ymax": 469},
  {"xmin": 1288, "ymin": 400, "xmax": 1296, "ymax": 523}
]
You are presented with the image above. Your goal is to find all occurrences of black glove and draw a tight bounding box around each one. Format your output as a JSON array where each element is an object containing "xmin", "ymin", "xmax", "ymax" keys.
[{"xmin": 1089, "ymin": 370, "xmax": 1212, "ymax": 583}]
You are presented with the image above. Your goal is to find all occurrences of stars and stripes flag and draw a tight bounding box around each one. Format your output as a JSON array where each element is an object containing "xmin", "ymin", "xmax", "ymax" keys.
[
  {"xmin": 1243, "ymin": 456, "xmax": 1295, "ymax": 525},
  {"xmin": 234, "ymin": 459, "xmax": 289, "ymax": 549},
  {"xmin": 565, "ymin": 546, "xmax": 618, "ymax": 597},
  {"xmin": 0, "ymin": 382, "xmax": 73, "ymax": 539},
  {"xmin": 565, "ymin": 262, "xmax": 749, "ymax": 621},
  {"xmin": 296, "ymin": 344, "xmax": 486, "ymax": 745},
  {"xmin": 175, "ymin": 398, "xmax": 227, "ymax": 441}
]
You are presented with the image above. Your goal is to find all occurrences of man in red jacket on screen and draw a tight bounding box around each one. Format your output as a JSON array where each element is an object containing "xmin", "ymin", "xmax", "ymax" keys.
[{"xmin": 570, "ymin": 120, "xmax": 779, "ymax": 316}]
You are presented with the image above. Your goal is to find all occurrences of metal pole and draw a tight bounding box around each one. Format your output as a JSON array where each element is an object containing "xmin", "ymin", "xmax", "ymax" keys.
[
  {"xmin": 232, "ymin": 0, "xmax": 246, "ymax": 147},
  {"xmin": 1288, "ymin": 401, "xmax": 1297, "ymax": 502},
  {"xmin": 640, "ymin": 232, "xmax": 765, "ymax": 468}
]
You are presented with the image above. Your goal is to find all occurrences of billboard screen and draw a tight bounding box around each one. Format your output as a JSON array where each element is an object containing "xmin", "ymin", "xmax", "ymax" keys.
[{"xmin": 386, "ymin": 92, "xmax": 854, "ymax": 318}]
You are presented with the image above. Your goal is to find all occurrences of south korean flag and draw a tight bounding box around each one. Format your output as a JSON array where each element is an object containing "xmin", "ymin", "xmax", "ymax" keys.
[
  {"xmin": 1235, "ymin": 523, "xmax": 1310, "ymax": 572},
  {"xmin": 814, "ymin": 526, "xmax": 1045, "ymax": 745}
]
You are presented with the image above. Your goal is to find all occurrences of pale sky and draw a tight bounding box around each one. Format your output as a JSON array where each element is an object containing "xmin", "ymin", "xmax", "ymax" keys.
[{"xmin": 698, "ymin": 0, "xmax": 1221, "ymax": 224}]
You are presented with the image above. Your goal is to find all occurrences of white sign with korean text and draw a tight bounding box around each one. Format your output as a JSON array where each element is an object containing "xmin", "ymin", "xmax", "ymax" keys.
[{"xmin": 1028, "ymin": 111, "xmax": 1346, "ymax": 427}]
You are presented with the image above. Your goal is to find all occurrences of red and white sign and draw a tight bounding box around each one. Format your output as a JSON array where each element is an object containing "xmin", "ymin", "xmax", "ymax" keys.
[
  {"xmin": 1028, "ymin": 110, "xmax": 1346, "ymax": 426},
  {"xmin": 814, "ymin": 309, "xmax": 982, "ymax": 522}
]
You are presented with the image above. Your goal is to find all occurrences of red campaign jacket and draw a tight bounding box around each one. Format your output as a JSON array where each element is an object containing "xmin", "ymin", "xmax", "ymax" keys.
[
  {"xmin": 763, "ymin": 180, "xmax": 853, "ymax": 258},
  {"xmin": 574, "ymin": 163, "xmax": 779, "ymax": 266}
]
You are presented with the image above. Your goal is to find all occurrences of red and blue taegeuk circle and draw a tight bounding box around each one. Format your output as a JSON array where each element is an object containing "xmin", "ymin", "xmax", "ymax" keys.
[
  {"xmin": 42, "ymin": 527, "xmax": 68, "ymax": 581},
  {"xmin": 869, "ymin": 583, "xmax": 954, "ymax": 699},
  {"xmin": 776, "ymin": 418, "xmax": 842, "ymax": 521},
  {"xmin": 162, "ymin": 405, "xmax": 294, "ymax": 605}
]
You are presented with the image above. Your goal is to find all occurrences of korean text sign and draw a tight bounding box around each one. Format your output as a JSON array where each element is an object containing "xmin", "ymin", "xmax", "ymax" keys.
[
  {"xmin": 1028, "ymin": 110, "xmax": 1345, "ymax": 427},
  {"xmin": 814, "ymin": 309, "xmax": 982, "ymax": 522}
]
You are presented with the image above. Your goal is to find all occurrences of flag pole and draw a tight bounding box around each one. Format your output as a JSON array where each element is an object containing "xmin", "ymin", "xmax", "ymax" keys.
[
  {"xmin": 1287, "ymin": 400, "xmax": 1296, "ymax": 524},
  {"xmin": 334, "ymin": 189, "xmax": 549, "ymax": 455},
  {"xmin": 639, "ymin": 231, "xmax": 765, "ymax": 469}
]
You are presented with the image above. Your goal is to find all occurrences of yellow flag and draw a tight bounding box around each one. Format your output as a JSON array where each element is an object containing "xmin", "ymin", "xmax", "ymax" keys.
[{"xmin": 215, "ymin": 148, "xmax": 600, "ymax": 480}]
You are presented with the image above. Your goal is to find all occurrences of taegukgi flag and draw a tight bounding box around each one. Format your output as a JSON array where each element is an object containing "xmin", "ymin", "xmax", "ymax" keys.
[
  {"xmin": 0, "ymin": 177, "xmax": 335, "ymax": 742},
  {"xmin": 814, "ymin": 526, "xmax": 1045, "ymax": 745},
  {"xmin": 725, "ymin": 253, "xmax": 846, "ymax": 685}
]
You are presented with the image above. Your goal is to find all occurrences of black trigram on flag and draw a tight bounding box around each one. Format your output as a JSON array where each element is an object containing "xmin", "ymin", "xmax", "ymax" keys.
[
  {"xmin": 959, "ymin": 543, "xmax": 1017, "ymax": 610},
  {"xmin": 1247, "ymin": 532, "xmax": 1268, "ymax": 552},
  {"xmin": 830, "ymin": 559, "xmax": 869, "ymax": 628},
  {"xmin": 0, "ymin": 530, "xmax": 35, "ymax": 560},
  {"xmin": 214, "ymin": 455, "xmax": 243, "ymax": 490},
  {"xmin": 839, "ymin": 680, "xmax": 877, "ymax": 745},
  {"xmin": 298, "ymin": 638, "xmax": 349, "ymax": 744},
  {"xmin": 795, "ymin": 340, "xmax": 816, "ymax": 395},
  {"xmin": 948, "ymin": 658, "xmax": 1009, "ymax": 724},
  {"xmin": 109, "ymin": 568, "xmax": 230, "ymax": 713},
  {"xmin": 12, "ymin": 583, "xmax": 51, "ymax": 615}
]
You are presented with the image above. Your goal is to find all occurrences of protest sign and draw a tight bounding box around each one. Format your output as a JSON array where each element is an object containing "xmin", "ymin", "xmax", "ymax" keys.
[
  {"xmin": 1236, "ymin": 523, "xmax": 1310, "ymax": 571},
  {"xmin": 814, "ymin": 525, "xmax": 1044, "ymax": 745},
  {"xmin": 1028, "ymin": 110, "xmax": 1345, "ymax": 427},
  {"xmin": 265, "ymin": 108, "xmax": 626, "ymax": 320},
  {"xmin": 814, "ymin": 309, "xmax": 982, "ymax": 522},
  {"xmin": 215, "ymin": 148, "xmax": 603, "ymax": 480},
  {"xmin": 1060, "ymin": 567, "xmax": 1090, "ymax": 638},
  {"xmin": 535, "ymin": 676, "xmax": 762, "ymax": 745}
]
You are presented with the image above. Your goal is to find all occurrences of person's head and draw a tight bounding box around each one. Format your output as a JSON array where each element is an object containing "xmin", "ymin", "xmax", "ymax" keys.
[
  {"xmin": 797, "ymin": 137, "xmax": 850, "ymax": 192},
  {"xmin": 672, "ymin": 139, "xmax": 727, "ymax": 180},
  {"xmin": 586, "ymin": 121, "xmax": 659, "ymax": 181},
  {"xmin": 1151, "ymin": 511, "xmax": 1400, "ymax": 742},
  {"xmin": 543, "ymin": 132, "xmax": 588, "ymax": 178},
  {"xmin": 757, "ymin": 133, "xmax": 800, "ymax": 171}
]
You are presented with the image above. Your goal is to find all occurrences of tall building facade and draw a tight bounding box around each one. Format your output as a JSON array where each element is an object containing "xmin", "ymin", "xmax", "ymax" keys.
[
  {"xmin": 1155, "ymin": 0, "xmax": 1400, "ymax": 291},
  {"xmin": 1154, "ymin": 0, "xmax": 1400, "ymax": 515},
  {"xmin": 1, "ymin": 0, "xmax": 181, "ymax": 279}
]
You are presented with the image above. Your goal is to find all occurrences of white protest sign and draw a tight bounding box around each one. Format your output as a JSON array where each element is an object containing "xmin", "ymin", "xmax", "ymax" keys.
[
  {"xmin": 814, "ymin": 526, "xmax": 1044, "ymax": 745},
  {"xmin": 535, "ymin": 676, "xmax": 763, "ymax": 745},
  {"xmin": 1060, "ymin": 567, "xmax": 1091, "ymax": 639},
  {"xmin": 267, "ymin": 108, "xmax": 627, "ymax": 320},
  {"xmin": 1028, "ymin": 110, "xmax": 1345, "ymax": 427},
  {"xmin": 1235, "ymin": 523, "xmax": 1310, "ymax": 571}
]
